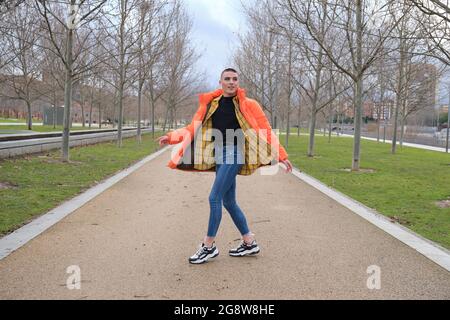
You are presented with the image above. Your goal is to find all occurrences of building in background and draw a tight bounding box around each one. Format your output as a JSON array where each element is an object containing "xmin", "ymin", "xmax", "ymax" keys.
[
  {"xmin": 0, "ymin": 72, "xmax": 112, "ymax": 124},
  {"xmin": 408, "ymin": 63, "xmax": 439, "ymax": 126}
]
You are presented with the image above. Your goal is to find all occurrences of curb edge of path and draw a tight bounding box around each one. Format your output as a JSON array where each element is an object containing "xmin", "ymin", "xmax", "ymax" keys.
[
  {"xmin": 0, "ymin": 145, "xmax": 171, "ymax": 261},
  {"xmin": 290, "ymin": 167, "xmax": 450, "ymax": 272}
]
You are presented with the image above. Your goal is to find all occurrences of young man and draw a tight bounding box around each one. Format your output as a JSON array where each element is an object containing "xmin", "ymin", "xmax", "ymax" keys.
[{"xmin": 157, "ymin": 68, "xmax": 292, "ymax": 264}]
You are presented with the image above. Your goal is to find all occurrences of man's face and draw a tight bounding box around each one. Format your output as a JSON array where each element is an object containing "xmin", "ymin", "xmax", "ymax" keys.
[{"xmin": 220, "ymin": 71, "xmax": 239, "ymax": 97}]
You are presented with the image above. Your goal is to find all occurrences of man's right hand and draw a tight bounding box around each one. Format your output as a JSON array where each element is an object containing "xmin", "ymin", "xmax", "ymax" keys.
[{"xmin": 155, "ymin": 135, "xmax": 169, "ymax": 146}]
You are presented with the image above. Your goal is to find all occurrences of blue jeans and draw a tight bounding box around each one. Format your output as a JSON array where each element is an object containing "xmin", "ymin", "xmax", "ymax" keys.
[{"xmin": 207, "ymin": 144, "xmax": 250, "ymax": 237}]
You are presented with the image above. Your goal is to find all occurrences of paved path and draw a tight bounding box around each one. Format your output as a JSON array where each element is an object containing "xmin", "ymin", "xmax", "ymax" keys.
[{"xmin": 0, "ymin": 148, "xmax": 449, "ymax": 299}]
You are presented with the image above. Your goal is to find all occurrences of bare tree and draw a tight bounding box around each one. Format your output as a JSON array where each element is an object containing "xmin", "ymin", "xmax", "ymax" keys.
[
  {"xmin": 236, "ymin": 1, "xmax": 352, "ymax": 156},
  {"xmin": 1, "ymin": 3, "xmax": 43, "ymax": 129},
  {"xmin": 160, "ymin": 4, "xmax": 204, "ymax": 131},
  {"xmin": 0, "ymin": 4, "xmax": 21, "ymax": 73},
  {"xmin": 235, "ymin": 1, "xmax": 285, "ymax": 128},
  {"xmin": 134, "ymin": 0, "xmax": 174, "ymax": 142},
  {"xmin": 384, "ymin": 3, "xmax": 444, "ymax": 151},
  {"xmin": 98, "ymin": 0, "xmax": 147, "ymax": 147},
  {"xmin": 281, "ymin": 0, "xmax": 405, "ymax": 170},
  {"xmin": 35, "ymin": 0, "xmax": 107, "ymax": 161},
  {"xmin": 372, "ymin": 45, "xmax": 394, "ymax": 142},
  {"xmin": 40, "ymin": 52, "xmax": 66, "ymax": 128}
]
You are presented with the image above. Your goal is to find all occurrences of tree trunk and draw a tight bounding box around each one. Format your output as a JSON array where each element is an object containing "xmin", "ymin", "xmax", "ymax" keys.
[
  {"xmin": 162, "ymin": 106, "xmax": 169, "ymax": 132},
  {"xmin": 81, "ymin": 98, "xmax": 85, "ymax": 128},
  {"xmin": 376, "ymin": 115, "xmax": 380, "ymax": 141},
  {"xmin": 285, "ymin": 35, "xmax": 292, "ymax": 148},
  {"xmin": 446, "ymin": 85, "xmax": 450, "ymax": 152},
  {"xmin": 147, "ymin": 85, "xmax": 155, "ymax": 139},
  {"xmin": 117, "ymin": 69, "xmax": 124, "ymax": 146},
  {"xmin": 98, "ymin": 102, "xmax": 102, "ymax": 129},
  {"xmin": 308, "ymin": 44, "xmax": 323, "ymax": 157},
  {"xmin": 151, "ymin": 95, "xmax": 155, "ymax": 137},
  {"xmin": 400, "ymin": 115, "xmax": 405, "ymax": 148},
  {"xmin": 297, "ymin": 96, "xmax": 301, "ymax": 137},
  {"xmin": 62, "ymin": 26, "xmax": 73, "ymax": 162},
  {"xmin": 53, "ymin": 93, "xmax": 57, "ymax": 129},
  {"xmin": 337, "ymin": 100, "xmax": 342, "ymax": 137},
  {"xmin": 327, "ymin": 73, "xmax": 333, "ymax": 143},
  {"xmin": 328, "ymin": 106, "xmax": 333, "ymax": 143},
  {"xmin": 392, "ymin": 30, "xmax": 405, "ymax": 154},
  {"xmin": 26, "ymin": 100, "xmax": 32, "ymax": 130},
  {"xmin": 89, "ymin": 87, "xmax": 93, "ymax": 128},
  {"xmin": 117, "ymin": 0, "xmax": 126, "ymax": 147},
  {"xmin": 353, "ymin": 77, "xmax": 363, "ymax": 170},
  {"xmin": 352, "ymin": 0, "xmax": 363, "ymax": 171},
  {"xmin": 137, "ymin": 82, "xmax": 142, "ymax": 143},
  {"xmin": 173, "ymin": 107, "xmax": 177, "ymax": 129},
  {"xmin": 308, "ymin": 110, "xmax": 317, "ymax": 157}
]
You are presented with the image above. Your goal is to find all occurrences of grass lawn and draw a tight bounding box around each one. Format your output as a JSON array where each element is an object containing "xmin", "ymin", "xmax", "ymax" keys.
[
  {"xmin": 0, "ymin": 132, "xmax": 163, "ymax": 235},
  {"xmin": 281, "ymin": 127, "xmax": 314, "ymax": 134},
  {"xmin": 282, "ymin": 133, "xmax": 450, "ymax": 250},
  {"xmin": 0, "ymin": 125, "xmax": 102, "ymax": 133},
  {"xmin": 280, "ymin": 127, "xmax": 338, "ymax": 135},
  {"xmin": 0, "ymin": 118, "xmax": 30, "ymax": 123}
]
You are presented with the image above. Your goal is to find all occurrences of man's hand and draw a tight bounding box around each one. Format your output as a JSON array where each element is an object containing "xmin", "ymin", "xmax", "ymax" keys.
[
  {"xmin": 155, "ymin": 135, "xmax": 169, "ymax": 146},
  {"xmin": 280, "ymin": 159, "xmax": 293, "ymax": 173}
]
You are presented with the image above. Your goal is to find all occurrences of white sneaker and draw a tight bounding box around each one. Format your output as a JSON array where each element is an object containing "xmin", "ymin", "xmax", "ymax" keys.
[
  {"xmin": 188, "ymin": 242, "xmax": 219, "ymax": 264},
  {"xmin": 229, "ymin": 240, "xmax": 260, "ymax": 257}
]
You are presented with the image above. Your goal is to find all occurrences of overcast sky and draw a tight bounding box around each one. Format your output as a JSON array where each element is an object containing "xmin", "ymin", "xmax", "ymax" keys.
[{"xmin": 184, "ymin": 0, "xmax": 248, "ymax": 89}]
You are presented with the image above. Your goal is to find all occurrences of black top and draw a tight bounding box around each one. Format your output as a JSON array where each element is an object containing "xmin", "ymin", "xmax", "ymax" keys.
[{"xmin": 212, "ymin": 95, "xmax": 241, "ymax": 146}]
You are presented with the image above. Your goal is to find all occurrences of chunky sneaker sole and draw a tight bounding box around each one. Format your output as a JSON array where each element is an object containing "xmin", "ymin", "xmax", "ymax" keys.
[
  {"xmin": 189, "ymin": 246, "xmax": 219, "ymax": 264},
  {"xmin": 229, "ymin": 241, "xmax": 260, "ymax": 257}
]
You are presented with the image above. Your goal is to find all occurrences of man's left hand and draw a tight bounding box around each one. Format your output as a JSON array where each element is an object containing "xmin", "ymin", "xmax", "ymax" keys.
[{"xmin": 280, "ymin": 159, "xmax": 293, "ymax": 173}]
